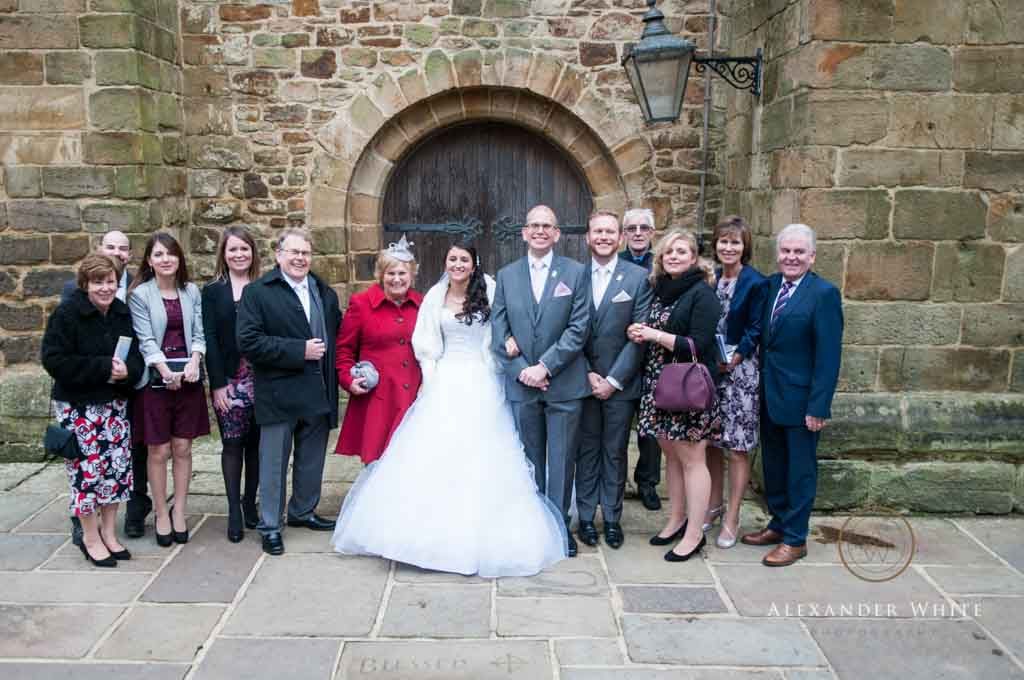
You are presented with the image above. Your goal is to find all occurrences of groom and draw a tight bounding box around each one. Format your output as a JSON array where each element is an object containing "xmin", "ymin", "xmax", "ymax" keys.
[{"xmin": 492, "ymin": 205, "xmax": 591, "ymax": 557}]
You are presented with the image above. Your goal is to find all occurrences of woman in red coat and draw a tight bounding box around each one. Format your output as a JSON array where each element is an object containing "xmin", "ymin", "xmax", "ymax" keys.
[{"xmin": 336, "ymin": 241, "xmax": 423, "ymax": 464}]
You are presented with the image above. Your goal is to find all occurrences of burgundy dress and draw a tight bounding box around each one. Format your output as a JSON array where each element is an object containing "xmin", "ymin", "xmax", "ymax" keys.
[{"xmin": 134, "ymin": 298, "xmax": 211, "ymax": 446}]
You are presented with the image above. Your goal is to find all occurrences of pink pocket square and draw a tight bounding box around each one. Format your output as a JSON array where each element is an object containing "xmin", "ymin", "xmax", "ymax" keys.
[{"xmin": 553, "ymin": 281, "xmax": 573, "ymax": 298}]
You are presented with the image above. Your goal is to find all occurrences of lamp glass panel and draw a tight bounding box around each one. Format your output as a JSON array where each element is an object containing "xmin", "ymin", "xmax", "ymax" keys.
[{"xmin": 635, "ymin": 53, "xmax": 691, "ymax": 121}]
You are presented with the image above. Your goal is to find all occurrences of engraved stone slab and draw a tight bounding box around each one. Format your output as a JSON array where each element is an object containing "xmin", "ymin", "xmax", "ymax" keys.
[
  {"xmin": 497, "ymin": 555, "xmax": 608, "ymax": 597},
  {"xmin": 497, "ymin": 596, "xmax": 617, "ymax": 637},
  {"xmin": 338, "ymin": 640, "xmax": 552, "ymax": 680},
  {"xmin": 806, "ymin": 618, "xmax": 1024, "ymax": 679},
  {"xmin": 622, "ymin": 615, "xmax": 825, "ymax": 666},
  {"xmin": 223, "ymin": 554, "xmax": 388, "ymax": 636},
  {"xmin": 194, "ymin": 637, "xmax": 339, "ymax": 680},
  {"xmin": 0, "ymin": 605, "xmax": 124, "ymax": 658},
  {"xmin": 97, "ymin": 604, "xmax": 224, "ymax": 661},
  {"xmin": 0, "ymin": 534, "xmax": 66, "ymax": 570},
  {"xmin": 380, "ymin": 584, "xmax": 491, "ymax": 638}
]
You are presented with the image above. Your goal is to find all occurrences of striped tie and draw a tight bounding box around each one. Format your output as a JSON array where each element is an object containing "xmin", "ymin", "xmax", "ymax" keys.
[{"xmin": 771, "ymin": 281, "xmax": 794, "ymax": 328}]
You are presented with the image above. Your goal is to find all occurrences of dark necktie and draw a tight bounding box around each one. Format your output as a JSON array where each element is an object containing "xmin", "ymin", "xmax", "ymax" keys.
[{"xmin": 771, "ymin": 281, "xmax": 794, "ymax": 328}]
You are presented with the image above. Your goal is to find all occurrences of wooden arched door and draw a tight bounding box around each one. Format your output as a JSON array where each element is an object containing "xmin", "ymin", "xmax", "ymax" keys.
[{"xmin": 382, "ymin": 121, "xmax": 594, "ymax": 288}]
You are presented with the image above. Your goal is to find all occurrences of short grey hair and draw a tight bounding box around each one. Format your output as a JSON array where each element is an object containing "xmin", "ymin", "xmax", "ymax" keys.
[
  {"xmin": 623, "ymin": 208, "xmax": 655, "ymax": 229},
  {"xmin": 776, "ymin": 223, "xmax": 816, "ymax": 252},
  {"xmin": 277, "ymin": 227, "xmax": 313, "ymax": 250}
]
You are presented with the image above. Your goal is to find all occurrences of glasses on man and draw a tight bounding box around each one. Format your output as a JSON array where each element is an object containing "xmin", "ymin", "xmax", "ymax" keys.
[
  {"xmin": 280, "ymin": 248, "xmax": 312, "ymax": 259},
  {"xmin": 525, "ymin": 222, "xmax": 558, "ymax": 232},
  {"xmin": 624, "ymin": 224, "xmax": 653, "ymax": 234}
]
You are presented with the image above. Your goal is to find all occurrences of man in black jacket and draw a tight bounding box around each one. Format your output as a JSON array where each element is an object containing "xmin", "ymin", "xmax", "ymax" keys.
[{"xmin": 237, "ymin": 228, "xmax": 342, "ymax": 556}]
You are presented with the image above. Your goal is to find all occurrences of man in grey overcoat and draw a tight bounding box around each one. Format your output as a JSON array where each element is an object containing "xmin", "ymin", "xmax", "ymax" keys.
[
  {"xmin": 491, "ymin": 204, "xmax": 591, "ymax": 557},
  {"xmin": 576, "ymin": 211, "xmax": 653, "ymax": 549}
]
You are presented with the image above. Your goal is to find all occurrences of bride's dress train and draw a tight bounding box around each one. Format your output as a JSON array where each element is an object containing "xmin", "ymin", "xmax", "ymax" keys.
[{"xmin": 332, "ymin": 304, "xmax": 567, "ymax": 577}]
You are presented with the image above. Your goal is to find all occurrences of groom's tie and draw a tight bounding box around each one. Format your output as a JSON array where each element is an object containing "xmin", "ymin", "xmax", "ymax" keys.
[{"xmin": 771, "ymin": 281, "xmax": 794, "ymax": 329}]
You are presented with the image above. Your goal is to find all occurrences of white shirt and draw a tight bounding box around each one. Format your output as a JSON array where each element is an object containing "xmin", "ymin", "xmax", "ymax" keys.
[
  {"xmin": 284, "ymin": 274, "xmax": 311, "ymax": 322},
  {"xmin": 115, "ymin": 270, "xmax": 129, "ymax": 302},
  {"xmin": 591, "ymin": 256, "xmax": 617, "ymax": 309},
  {"xmin": 529, "ymin": 251, "xmax": 554, "ymax": 303}
]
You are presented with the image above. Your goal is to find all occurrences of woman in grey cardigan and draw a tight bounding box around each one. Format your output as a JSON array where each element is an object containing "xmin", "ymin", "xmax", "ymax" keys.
[{"xmin": 128, "ymin": 232, "xmax": 210, "ymax": 547}]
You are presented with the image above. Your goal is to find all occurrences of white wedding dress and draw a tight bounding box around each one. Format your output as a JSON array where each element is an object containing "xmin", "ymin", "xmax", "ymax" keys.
[{"xmin": 332, "ymin": 280, "xmax": 567, "ymax": 577}]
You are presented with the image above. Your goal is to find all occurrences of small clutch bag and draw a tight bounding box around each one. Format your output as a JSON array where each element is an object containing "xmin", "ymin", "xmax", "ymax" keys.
[
  {"xmin": 43, "ymin": 424, "xmax": 82, "ymax": 461},
  {"xmin": 350, "ymin": 360, "xmax": 379, "ymax": 390},
  {"xmin": 149, "ymin": 358, "xmax": 206, "ymax": 389}
]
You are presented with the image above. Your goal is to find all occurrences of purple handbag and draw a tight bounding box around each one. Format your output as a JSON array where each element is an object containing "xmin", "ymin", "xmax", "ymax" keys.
[{"xmin": 653, "ymin": 336, "xmax": 715, "ymax": 412}]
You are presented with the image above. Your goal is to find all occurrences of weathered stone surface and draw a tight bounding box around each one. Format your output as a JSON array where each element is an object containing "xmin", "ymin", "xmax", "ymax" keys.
[
  {"xmin": 807, "ymin": 0, "xmax": 894, "ymax": 41},
  {"xmin": 962, "ymin": 305, "xmax": 1024, "ymax": 346},
  {"xmin": 844, "ymin": 302, "xmax": 961, "ymax": 345},
  {"xmin": 0, "ymin": 236, "xmax": 49, "ymax": 264},
  {"xmin": 0, "ymin": 52, "xmax": 42, "ymax": 85},
  {"xmin": 340, "ymin": 641, "xmax": 551, "ymax": 680},
  {"xmin": 23, "ymin": 269, "xmax": 74, "ymax": 297},
  {"xmin": 0, "ymin": 133, "xmax": 80, "ymax": 165},
  {"xmin": 807, "ymin": 619, "xmax": 1024, "ymax": 679},
  {"xmin": 0, "ymin": 15, "xmax": 78, "ymax": 49},
  {"xmin": 894, "ymin": 0, "xmax": 966, "ymax": 43},
  {"xmin": 770, "ymin": 148, "xmax": 835, "ymax": 188},
  {"xmin": 1006, "ymin": 246, "xmax": 1024, "ymax": 302},
  {"xmin": 886, "ymin": 94, "xmax": 993, "ymax": 149},
  {"xmin": 925, "ymin": 565, "xmax": 1024, "ymax": 595},
  {"xmin": 4, "ymin": 167, "xmax": 41, "ymax": 198},
  {"xmin": 619, "ymin": 586, "xmax": 727, "ymax": 614},
  {"xmin": 815, "ymin": 459, "xmax": 873, "ymax": 509},
  {"xmin": 80, "ymin": 14, "xmax": 138, "ymax": 49},
  {"xmin": 498, "ymin": 555, "xmax": 608, "ymax": 597},
  {"xmin": 602, "ymin": 536, "xmax": 714, "ymax": 584},
  {"xmin": 0, "ymin": 664, "xmax": 187, "ymax": 680},
  {"xmin": 931, "ymin": 242, "xmax": 1005, "ymax": 302},
  {"xmin": 622, "ymin": 615, "xmax": 825, "ymax": 666},
  {"xmin": 795, "ymin": 190, "xmax": 886, "ymax": 240},
  {"xmin": 839, "ymin": 149, "xmax": 961, "ymax": 187},
  {"xmin": 7, "ymin": 200, "xmax": 80, "ymax": 233},
  {"xmin": 880, "ymin": 347, "xmax": 1010, "ymax": 392},
  {"xmin": 97, "ymin": 605, "xmax": 224, "ymax": 661},
  {"xmin": 82, "ymin": 202, "xmax": 150, "ymax": 233},
  {"xmin": 41, "ymin": 168, "xmax": 116, "ymax": 198},
  {"xmin": 845, "ymin": 242, "xmax": 933, "ymax": 300},
  {"xmin": 380, "ymin": 584, "xmax": 490, "ymax": 638},
  {"xmin": 188, "ymin": 136, "xmax": 253, "ymax": 170},
  {"xmin": 483, "ymin": 0, "xmax": 529, "ymax": 19},
  {"xmin": 0, "ymin": 605, "xmax": 125, "ymax": 659},
  {"xmin": 0, "ymin": 494, "xmax": 51, "ymax": 532},
  {"xmin": 837, "ymin": 346, "xmax": 878, "ymax": 393},
  {"xmin": 555, "ymin": 638, "xmax": 623, "ymax": 666},
  {"xmin": 253, "ymin": 48, "xmax": 295, "ymax": 70},
  {"xmin": 987, "ymin": 193, "xmax": 1024, "ymax": 241},
  {"xmin": 0, "ymin": 534, "xmax": 65, "ymax": 571},
  {"xmin": 301, "ymin": 49, "xmax": 336, "ymax": 78},
  {"xmin": 893, "ymin": 190, "xmax": 987, "ymax": 240},
  {"xmin": 194, "ymin": 637, "xmax": 338, "ymax": 680},
  {"xmin": 497, "ymin": 596, "xmax": 617, "ymax": 637},
  {"xmin": 964, "ymin": 152, "xmax": 1024, "ymax": 192},
  {"xmin": 994, "ymin": 95, "xmax": 1024, "ymax": 150},
  {"xmin": 955, "ymin": 47, "xmax": 1024, "ymax": 93},
  {"xmin": 0, "ymin": 86, "xmax": 85, "ymax": 130},
  {"xmin": 0, "ymin": 572, "xmax": 148, "ymax": 603},
  {"xmin": 219, "ymin": 4, "xmax": 272, "ymax": 22}
]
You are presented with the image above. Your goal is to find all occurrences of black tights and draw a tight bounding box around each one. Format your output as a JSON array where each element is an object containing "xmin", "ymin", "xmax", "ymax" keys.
[{"xmin": 222, "ymin": 426, "xmax": 260, "ymax": 514}]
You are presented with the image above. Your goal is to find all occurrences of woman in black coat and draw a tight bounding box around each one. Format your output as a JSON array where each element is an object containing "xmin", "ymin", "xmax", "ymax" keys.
[
  {"xmin": 41, "ymin": 254, "xmax": 145, "ymax": 567},
  {"xmin": 628, "ymin": 229, "xmax": 722, "ymax": 563},
  {"xmin": 202, "ymin": 226, "xmax": 261, "ymax": 542}
]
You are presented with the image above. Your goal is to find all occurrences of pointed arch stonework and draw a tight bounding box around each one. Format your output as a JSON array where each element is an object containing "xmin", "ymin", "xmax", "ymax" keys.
[{"xmin": 308, "ymin": 50, "xmax": 654, "ymax": 289}]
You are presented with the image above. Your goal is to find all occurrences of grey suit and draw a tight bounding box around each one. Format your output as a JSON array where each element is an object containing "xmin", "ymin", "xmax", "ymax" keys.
[
  {"xmin": 577, "ymin": 259, "xmax": 653, "ymax": 524},
  {"xmin": 491, "ymin": 254, "xmax": 590, "ymax": 526}
]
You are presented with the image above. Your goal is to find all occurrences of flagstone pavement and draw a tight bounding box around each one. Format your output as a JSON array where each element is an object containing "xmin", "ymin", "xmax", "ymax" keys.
[{"xmin": 2, "ymin": 456, "xmax": 1023, "ymax": 680}]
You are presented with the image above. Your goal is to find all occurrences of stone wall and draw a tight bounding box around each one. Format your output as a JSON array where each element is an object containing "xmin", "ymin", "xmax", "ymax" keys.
[
  {"xmin": 722, "ymin": 0, "xmax": 1024, "ymax": 512},
  {"xmin": 0, "ymin": 0, "xmax": 185, "ymax": 459}
]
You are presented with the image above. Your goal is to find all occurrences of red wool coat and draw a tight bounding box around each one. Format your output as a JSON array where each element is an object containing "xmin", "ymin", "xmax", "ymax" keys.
[{"xmin": 335, "ymin": 284, "xmax": 423, "ymax": 463}]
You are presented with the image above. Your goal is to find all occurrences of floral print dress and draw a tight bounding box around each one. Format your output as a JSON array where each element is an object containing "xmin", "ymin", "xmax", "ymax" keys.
[
  {"xmin": 56, "ymin": 399, "xmax": 133, "ymax": 517},
  {"xmin": 709, "ymin": 277, "xmax": 760, "ymax": 452}
]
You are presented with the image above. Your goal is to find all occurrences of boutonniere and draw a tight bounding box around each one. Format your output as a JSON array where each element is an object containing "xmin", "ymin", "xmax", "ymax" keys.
[
  {"xmin": 616, "ymin": 273, "xmax": 623, "ymax": 281},
  {"xmin": 551, "ymin": 270, "xmax": 558, "ymax": 278}
]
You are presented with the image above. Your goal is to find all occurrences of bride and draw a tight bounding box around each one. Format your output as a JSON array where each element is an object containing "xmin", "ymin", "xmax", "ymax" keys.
[{"xmin": 331, "ymin": 242, "xmax": 568, "ymax": 577}]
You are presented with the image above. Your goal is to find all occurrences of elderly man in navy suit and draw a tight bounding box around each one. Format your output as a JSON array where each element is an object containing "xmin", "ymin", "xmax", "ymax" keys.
[{"xmin": 741, "ymin": 223, "xmax": 843, "ymax": 567}]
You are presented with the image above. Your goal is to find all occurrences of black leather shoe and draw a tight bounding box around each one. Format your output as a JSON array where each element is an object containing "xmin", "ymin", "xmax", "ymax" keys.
[
  {"xmin": 577, "ymin": 520, "xmax": 599, "ymax": 547},
  {"xmin": 665, "ymin": 534, "xmax": 706, "ymax": 562},
  {"xmin": 650, "ymin": 519, "xmax": 688, "ymax": 546},
  {"xmin": 227, "ymin": 505, "xmax": 244, "ymax": 544},
  {"xmin": 638, "ymin": 486, "xmax": 662, "ymax": 511},
  {"xmin": 123, "ymin": 516, "xmax": 145, "ymax": 539},
  {"xmin": 286, "ymin": 514, "xmax": 336, "ymax": 531},
  {"xmin": 71, "ymin": 518, "xmax": 84, "ymax": 547},
  {"xmin": 567, "ymin": 534, "xmax": 578, "ymax": 558},
  {"xmin": 604, "ymin": 522, "xmax": 624, "ymax": 549},
  {"xmin": 78, "ymin": 541, "xmax": 117, "ymax": 568},
  {"xmin": 262, "ymin": 531, "xmax": 285, "ymax": 555}
]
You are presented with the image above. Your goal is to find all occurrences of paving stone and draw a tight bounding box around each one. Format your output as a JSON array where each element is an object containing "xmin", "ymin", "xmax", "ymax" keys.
[
  {"xmin": 561, "ymin": 670, "xmax": 785, "ymax": 680},
  {"xmin": 955, "ymin": 517, "xmax": 1024, "ymax": 571},
  {"xmin": 602, "ymin": 538, "xmax": 714, "ymax": 584},
  {"xmin": 497, "ymin": 596, "xmax": 617, "ymax": 637},
  {"xmin": 806, "ymin": 618, "xmax": 1024, "ymax": 679},
  {"xmin": 0, "ymin": 493, "xmax": 57, "ymax": 531},
  {"xmin": 716, "ymin": 564, "xmax": 945, "ymax": 617},
  {"xmin": 619, "ymin": 586, "xmax": 727, "ymax": 614},
  {"xmin": 969, "ymin": 596, "xmax": 1024, "ymax": 660},
  {"xmin": 923, "ymin": 566, "xmax": 1024, "ymax": 595},
  {"xmin": 498, "ymin": 555, "xmax": 608, "ymax": 597},
  {"xmin": 394, "ymin": 562, "xmax": 490, "ymax": 584},
  {"xmin": 0, "ymin": 605, "xmax": 124, "ymax": 658},
  {"xmin": 554, "ymin": 638, "xmax": 624, "ymax": 666},
  {"xmin": 0, "ymin": 663, "xmax": 189, "ymax": 680},
  {"xmin": 224, "ymin": 554, "xmax": 388, "ymax": 636},
  {"xmin": 107, "ymin": 514, "xmax": 202, "ymax": 558},
  {"xmin": 194, "ymin": 637, "xmax": 338, "ymax": 680},
  {"xmin": 43, "ymin": 546, "xmax": 165, "ymax": 573},
  {"xmin": 380, "ymin": 584, "xmax": 491, "ymax": 638},
  {"xmin": 902, "ymin": 518, "xmax": 1003, "ymax": 566},
  {"xmin": 143, "ymin": 516, "xmax": 262, "ymax": 603},
  {"xmin": 0, "ymin": 464, "xmax": 48, "ymax": 491},
  {"xmin": 14, "ymin": 495, "xmax": 75, "ymax": 533},
  {"xmin": 3, "ymin": 464, "xmax": 68, "ymax": 495},
  {"xmin": 97, "ymin": 604, "xmax": 224, "ymax": 661},
  {"xmin": 784, "ymin": 673, "xmax": 836, "ymax": 680},
  {"xmin": 0, "ymin": 573, "xmax": 149, "ymax": 603},
  {"xmin": 0, "ymin": 534, "xmax": 65, "ymax": 570},
  {"xmin": 622, "ymin": 614, "xmax": 825, "ymax": 666},
  {"xmin": 271, "ymin": 526, "xmax": 334, "ymax": 553},
  {"xmin": 338, "ymin": 640, "xmax": 552, "ymax": 680}
]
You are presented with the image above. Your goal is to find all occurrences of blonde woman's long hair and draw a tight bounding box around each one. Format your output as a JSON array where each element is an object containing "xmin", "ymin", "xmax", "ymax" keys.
[{"xmin": 649, "ymin": 228, "xmax": 715, "ymax": 286}]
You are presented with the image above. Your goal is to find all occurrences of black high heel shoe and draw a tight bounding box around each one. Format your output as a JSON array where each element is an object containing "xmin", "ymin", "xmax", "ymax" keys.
[
  {"xmin": 650, "ymin": 519, "xmax": 688, "ymax": 546},
  {"xmin": 664, "ymin": 534, "xmax": 706, "ymax": 562},
  {"xmin": 78, "ymin": 541, "xmax": 117, "ymax": 568},
  {"xmin": 227, "ymin": 505, "xmax": 244, "ymax": 544},
  {"xmin": 99, "ymin": 531, "xmax": 131, "ymax": 560},
  {"xmin": 171, "ymin": 516, "xmax": 189, "ymax": 545},
  {"xmin": 155, "ymin": 515, "xmax": 173, "ymax": 547}
]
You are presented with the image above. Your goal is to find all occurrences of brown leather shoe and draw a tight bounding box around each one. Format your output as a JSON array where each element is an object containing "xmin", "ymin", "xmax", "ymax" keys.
[
  {"xmin": 762, "ymin": 543, "xmax": 807, "ymax": 567},
  {"xmin": 740, "ymin": 527, "xmax": 783, "ymax": 546}
]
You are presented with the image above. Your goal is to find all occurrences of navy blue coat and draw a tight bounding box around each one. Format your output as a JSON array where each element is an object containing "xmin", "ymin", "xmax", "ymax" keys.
[
  {"xmin": 715, "ymin": 265, "xmax": 767, "ymax": 361},
  {"xmin": 759, "ymin": 272, "xmax": 843, "ymax": 426}
]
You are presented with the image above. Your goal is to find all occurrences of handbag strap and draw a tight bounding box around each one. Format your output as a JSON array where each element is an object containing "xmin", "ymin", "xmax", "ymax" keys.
[{"xmin": 682, "ymin": 336, "xmax": 699, "ymax": 363}]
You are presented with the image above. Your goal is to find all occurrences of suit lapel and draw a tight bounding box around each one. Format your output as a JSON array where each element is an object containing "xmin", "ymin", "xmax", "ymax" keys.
[
  {"xmin": 769, "ymin": 273, "xmax": 814, "ymax": 341},
  {"xmin": 594, "ymin": 261, "xmax": 623, "ymax": 326},
  {"xmin": 764, "ymin": 275, "xmax": 782, "ymax": 344},
  {"xmin": 535, "ymin": 255, "xmax": 558, "ymax": 323}
]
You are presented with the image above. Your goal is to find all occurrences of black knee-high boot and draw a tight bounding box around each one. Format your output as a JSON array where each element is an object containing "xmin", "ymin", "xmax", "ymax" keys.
[
  {"xmin": 241, "ymin": 426, "xmax": 260, "ymax": 529},
  {"xmin": 221, "ymin": 441, "xmax": 244, "ymax": 542}
]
